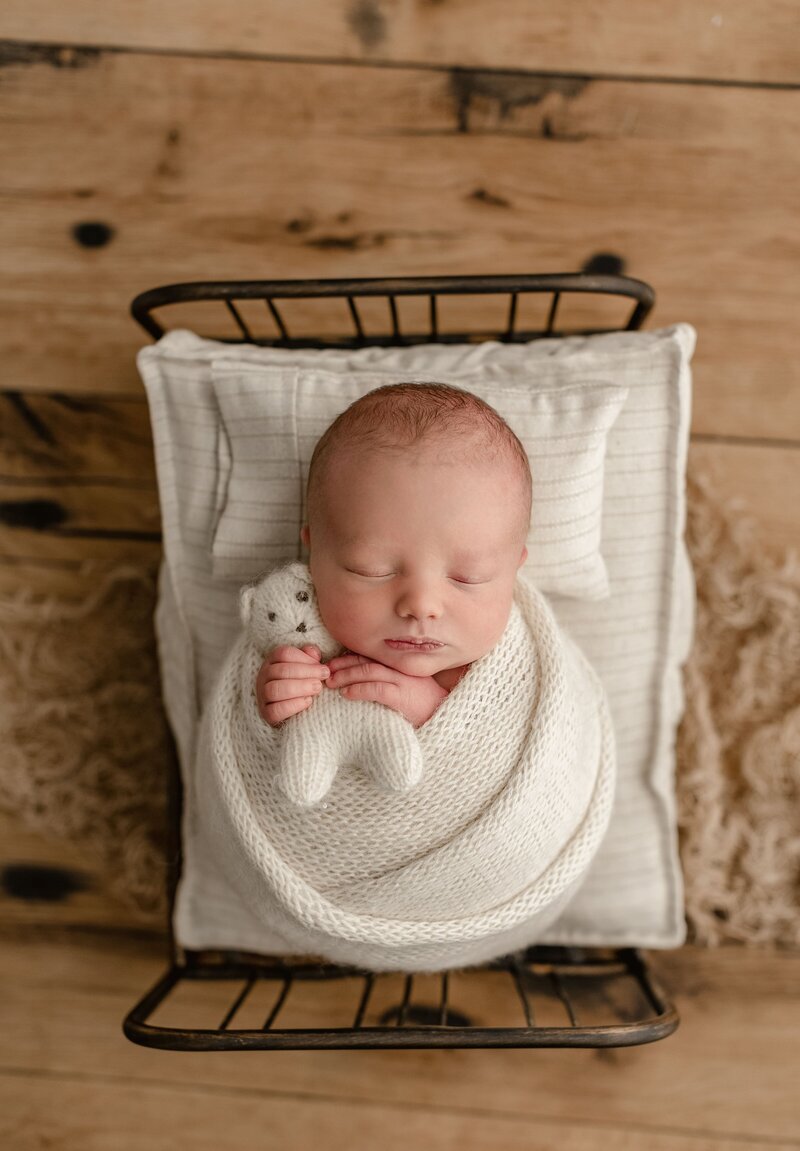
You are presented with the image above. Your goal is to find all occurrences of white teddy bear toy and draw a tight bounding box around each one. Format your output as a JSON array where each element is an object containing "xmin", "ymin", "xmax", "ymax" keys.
[{"xmin": 239, "ymin": 560, "xmax": 424, "ymax": 808}]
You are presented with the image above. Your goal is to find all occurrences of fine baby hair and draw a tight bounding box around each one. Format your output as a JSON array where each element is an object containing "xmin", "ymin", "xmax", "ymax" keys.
[{"xmin": 305, "ymin": 380, "xmax": 533, "ymax": 548}]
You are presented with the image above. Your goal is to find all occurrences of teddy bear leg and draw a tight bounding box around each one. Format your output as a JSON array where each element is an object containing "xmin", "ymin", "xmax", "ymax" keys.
[
  {"xmin": 277, "ymin": 723, "xmax": 340, "ymax": 808},
  {"xmin": 363, "ymin": 712, "xmax": 424, "ymax": 794}
]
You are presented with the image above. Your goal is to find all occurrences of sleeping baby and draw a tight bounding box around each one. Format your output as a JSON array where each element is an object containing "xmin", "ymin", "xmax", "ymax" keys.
[
  {"xmin": 202, "ymin": 379, "xmax": 616, "ymax": 969},
  {"xmin": 256, "ymin": 380, "xmax": 532, "ymax": 731}
]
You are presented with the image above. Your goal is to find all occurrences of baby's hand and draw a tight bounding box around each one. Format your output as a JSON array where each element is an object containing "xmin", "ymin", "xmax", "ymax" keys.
[
  {"xmin": 325, "ymin": 654, "xmax": 449, "ymax": 729},
  {"xmin": 256, "ymin": 644, "xmax": 331, "ymax": 727}
]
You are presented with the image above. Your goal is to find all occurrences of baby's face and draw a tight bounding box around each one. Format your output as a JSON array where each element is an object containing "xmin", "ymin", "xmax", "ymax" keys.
[{"xmin": 301, "ymin": 442, "xmax": 528, "ymax": 678}]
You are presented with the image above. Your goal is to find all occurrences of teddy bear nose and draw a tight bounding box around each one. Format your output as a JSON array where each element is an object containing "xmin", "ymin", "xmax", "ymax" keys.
[{"xmin": 296, "ymin": 622, "xmax": 307, "ymax": 633}]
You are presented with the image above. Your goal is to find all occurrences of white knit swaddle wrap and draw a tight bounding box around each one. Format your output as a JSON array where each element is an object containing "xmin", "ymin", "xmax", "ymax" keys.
[{"xmin": 195, "ymin": 569, "xmax": 616, "ymax": 972}]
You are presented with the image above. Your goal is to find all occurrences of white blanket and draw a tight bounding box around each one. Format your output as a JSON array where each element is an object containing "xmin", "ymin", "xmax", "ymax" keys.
[{"xmin": 195, "ymin": 562, "xmax": 616, "ymax": 972}]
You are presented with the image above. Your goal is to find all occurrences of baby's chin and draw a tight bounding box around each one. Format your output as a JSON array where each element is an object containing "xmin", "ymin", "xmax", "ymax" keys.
[{"xmin": 377, "ymin": 649, "xmax": 457, "ymax": 676}]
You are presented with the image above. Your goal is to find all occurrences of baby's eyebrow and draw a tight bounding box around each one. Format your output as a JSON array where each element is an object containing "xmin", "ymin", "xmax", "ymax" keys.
[
  {"xmin": 338, "ymin": 536, "xmax": 375, "ymax": 550},
  {"xmin": 450, "ymin": 548, "xmax": 491, "ymax": 562},
  {"xmin": 338, "ymin": 540, "xmax": 493, "ymax": 564}
]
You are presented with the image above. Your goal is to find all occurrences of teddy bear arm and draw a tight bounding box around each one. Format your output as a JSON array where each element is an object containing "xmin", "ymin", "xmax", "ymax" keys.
[{"xmin": 276, "ymin": 695, "xmax": 342, "ymax": 809}]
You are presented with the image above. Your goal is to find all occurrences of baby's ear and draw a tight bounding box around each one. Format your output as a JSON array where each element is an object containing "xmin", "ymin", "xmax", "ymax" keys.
[{"xmin": 239, "ymin": 584, "xmax": 256, "ymax": 625}]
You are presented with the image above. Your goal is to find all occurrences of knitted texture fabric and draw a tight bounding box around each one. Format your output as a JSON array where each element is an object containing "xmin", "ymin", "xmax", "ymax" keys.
[{"xmin": 192, "ymin": 563, "xmax": 617, "ymax": 972}]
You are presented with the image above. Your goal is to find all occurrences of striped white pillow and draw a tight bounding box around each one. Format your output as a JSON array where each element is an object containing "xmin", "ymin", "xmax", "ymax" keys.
[{"xmin": 210, "ymin": 363, "xmax": 628, "ymax": 600}]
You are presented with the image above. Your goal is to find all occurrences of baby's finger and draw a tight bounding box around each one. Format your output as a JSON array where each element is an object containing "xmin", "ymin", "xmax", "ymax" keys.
[
  {"xmin": 263, "ymin": 677, "xmax": 325, "ymax": 703},
  {"xmin": 269, "ymin": 661, "xmax": 330, "ymax": 682},
  {"xmin": 338, "ymin": 680, "xmax": 398, "ymax": 705},
  {"xmin": 327, "ymin": 662, "xmax": 396, "ymax": 688},
  {"xmin": 326, "ymin": 653, "xmax": 376, "ymax": 672},
  {"xmin": 270, "ymin": 644, "xmax": 322, "ymax": 665},
  {"xmin": 300, "ymin": 644, "xmax": 322, "ymax": 660},
  {"xmin": 264, "ymin": 696, "xmax": 314, "ymax": 725}
]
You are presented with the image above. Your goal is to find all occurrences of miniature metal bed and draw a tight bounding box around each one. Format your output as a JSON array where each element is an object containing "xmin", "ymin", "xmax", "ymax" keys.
[{"xmin": 123, "ymin": 272, "xmax": 679, "ymax": 1051}]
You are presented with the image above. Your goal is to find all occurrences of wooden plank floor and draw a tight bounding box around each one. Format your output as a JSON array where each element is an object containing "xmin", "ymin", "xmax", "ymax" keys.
[
  {"xmin": 1, "ymin": 10, "xmax": 798, "ymax": 1149},
  {"xmin": 1, "ymin": 925, "xmax": 799, "ymax": 1150},
  {"xmin": 2, "ymin": 0, "xmax": 798, "ymax": 83}
]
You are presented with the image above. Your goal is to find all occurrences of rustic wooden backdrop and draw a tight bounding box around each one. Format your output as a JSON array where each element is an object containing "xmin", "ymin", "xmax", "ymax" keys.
[{"xmin": 1, "ymin": 5, "xmax": 799, "ymax": 1148}]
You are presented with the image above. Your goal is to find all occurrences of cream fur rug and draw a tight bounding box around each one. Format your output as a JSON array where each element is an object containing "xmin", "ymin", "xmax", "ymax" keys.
[
  {"xmin": 677, "ymin": 471, "xmax": 800, "ymax": 948},
  {"xmin": 0, "ymin": 565, "xmax": 171, "ymax": 918},
  {"xmin": 1, "ymin": 467, "xmax": 798, "ymax": 946}
]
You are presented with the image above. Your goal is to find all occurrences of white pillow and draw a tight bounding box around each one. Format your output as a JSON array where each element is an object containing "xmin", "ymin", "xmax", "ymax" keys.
[
  {"xmin": 136, "ymin": 322, "xmax": 696, "ymax": 952},
  {"xmin": 210, "ymin": 361, "xmax": 629, "ymax": 600}
]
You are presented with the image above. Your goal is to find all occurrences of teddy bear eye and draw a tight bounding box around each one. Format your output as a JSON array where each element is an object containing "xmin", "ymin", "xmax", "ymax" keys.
[
  {"xmin": 296, "ymin": 591, "xmax": 309, "ymax": 602},
  {"xmin": 268, "ymin": 611, "xmax": 277, "ymax": 621}
]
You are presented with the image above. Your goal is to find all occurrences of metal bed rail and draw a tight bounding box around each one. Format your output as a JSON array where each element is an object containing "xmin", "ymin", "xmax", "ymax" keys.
[
  {"xmin": 124, "ymin": 944, "xmax": 677, "ymax": 1051},
  {"xmin": 131, "ymin": 272, "xmax": 655, "ymax": 346}
]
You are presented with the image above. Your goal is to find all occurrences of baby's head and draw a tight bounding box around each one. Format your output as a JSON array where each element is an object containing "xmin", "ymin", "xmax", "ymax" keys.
[{"xmin": 300, "ymin": 383, "xmax": 532, "ymax": 678}]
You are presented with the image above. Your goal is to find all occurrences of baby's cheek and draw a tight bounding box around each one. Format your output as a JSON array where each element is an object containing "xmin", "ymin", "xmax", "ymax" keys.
[
  {"xmin": 321, "ymin": 580, "xmax": 379, "ymax": 637},
  {"xmin": 313, "ymin": 588, "xmax": 345, "ymax": 636},
  {"xmin": 476, "ymin": 594, "xmax": 515, "ymax": 650}
]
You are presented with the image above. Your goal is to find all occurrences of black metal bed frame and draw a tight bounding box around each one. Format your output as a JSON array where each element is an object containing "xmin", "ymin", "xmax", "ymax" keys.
[{"xmin": 124, "ymin": 271, "xmax": 679, "ymax": 1051}]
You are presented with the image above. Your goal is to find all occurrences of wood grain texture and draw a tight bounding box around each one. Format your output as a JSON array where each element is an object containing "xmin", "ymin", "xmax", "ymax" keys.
[
  {"xmin": 2, "ymin": 1075, "xmax": 797, "ymax": 1151},
  {"xmin": 0, "ymin": 49, "xmax": 797, "ymax": 440},
  {"xmin": 0, "ymin": 812, "xmax": 163, "ymax": 934},
  {"xmin": 688, "ymin": 441, "xmax": 800, "ymax": 558},
  {"xmin": 0, "ymin": 394, "xmax": 159, "ymax": 566},
  {"xmin": 1, "ymin": 1, "xmax": 799, "ymax": 83},
  {"xmin": 0, "ymin": 479, "xmax": 160, "ymax": 552},
  {"xmin": 1, "ymin": 930, "xmax": 799, "ymax": 1148},
  {"xmin": 0, "ymin": 394, "xmax": 154, "ymax": 480}
]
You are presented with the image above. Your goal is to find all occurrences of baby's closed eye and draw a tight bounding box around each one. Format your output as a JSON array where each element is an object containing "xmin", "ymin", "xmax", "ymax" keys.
[{"xmin": 346, "ymin": 568, "xmax": 488, "ymax": 585}]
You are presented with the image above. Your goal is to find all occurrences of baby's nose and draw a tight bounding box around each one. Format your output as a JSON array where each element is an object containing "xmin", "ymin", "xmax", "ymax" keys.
[{"xmin": 395, "ymin": 582, "xmax": 442, "ymax": 619}]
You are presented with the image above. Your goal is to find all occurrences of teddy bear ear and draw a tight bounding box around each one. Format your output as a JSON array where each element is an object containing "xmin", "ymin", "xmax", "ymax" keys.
[
  {"xmin": 284, "ymin": 560, "xmax": 314, "ymax": 588},
  {"xmin": 284, "ymin": 561, "xmax": 313, "ymax": 584},
  {"xmin": 239, "ymin": 584, "xmax": 256, "ymax": 625}
]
